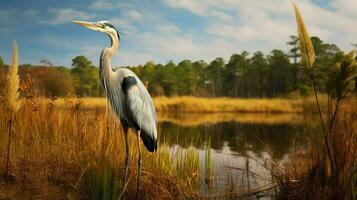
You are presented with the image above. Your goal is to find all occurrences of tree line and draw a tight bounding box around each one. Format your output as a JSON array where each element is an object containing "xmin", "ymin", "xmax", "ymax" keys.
[{"xmin": 0, "ymin": 36, "xmax": 355, "ymax": 98}]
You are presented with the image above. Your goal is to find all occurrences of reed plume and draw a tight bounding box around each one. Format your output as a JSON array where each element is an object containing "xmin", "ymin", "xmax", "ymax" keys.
[
  {"xmin": 6, "ymin": 40, "xmax": 21, "ymax": 113},
  {"xmin": 5, "ymin": 40, "xmax": 21, "ymax": 179},
  {"xmin": 292, "ymin": 2, "xmax": 325, "ymax": 131},
  {"xmin": 291, "ymin": 3, "xmax": 357, "ymax": 199},
  {"xmin": 292, "ymin": 2, "xmax": 335, "ymax": 189},
  {"xmin": 293, "ymin": 2, "xmax": 315, "ymax": 69}
]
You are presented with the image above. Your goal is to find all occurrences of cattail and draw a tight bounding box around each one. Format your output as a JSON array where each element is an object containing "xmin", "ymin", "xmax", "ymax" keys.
[
  {"xmin": 293, "ymin": 2, "xmax": 315, "ymax": 69},
  {"xmin": 6, "ymin": 40, "xmax": 21, "ymax": 113}
]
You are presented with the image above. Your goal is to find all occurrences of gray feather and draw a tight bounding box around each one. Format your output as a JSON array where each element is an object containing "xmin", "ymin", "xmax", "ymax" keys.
[{"xmin": 102, "ymin": 67, "xmax": 157, "ymax": 142}]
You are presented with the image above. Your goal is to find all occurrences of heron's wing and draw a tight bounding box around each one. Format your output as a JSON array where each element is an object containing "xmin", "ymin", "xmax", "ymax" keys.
[
  {"xmin": 102, "ymin": 72, "xmax": 126, "ymax": 122},
  {"xmin": 120, "ymin": 71, "xmax": 157, "ymax": 152}
]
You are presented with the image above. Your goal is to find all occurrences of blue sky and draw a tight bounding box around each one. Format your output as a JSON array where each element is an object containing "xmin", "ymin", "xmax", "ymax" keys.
[{"xmin": 0, "ymin": 0, "xmax": 356, "ymax": 67}]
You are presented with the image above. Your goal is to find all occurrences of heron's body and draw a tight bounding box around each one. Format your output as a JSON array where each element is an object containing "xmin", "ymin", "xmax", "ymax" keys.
[
  {"xmin": 100, "ymin": 46, "xmax": 157, "ymax": 152},
  {"xmin": 73, "ymin": 20, "xmax": 157, "ymax": 198}
]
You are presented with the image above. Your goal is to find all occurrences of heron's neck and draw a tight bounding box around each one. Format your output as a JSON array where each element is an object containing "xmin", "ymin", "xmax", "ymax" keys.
[{"xmin": 100, "ymin": 34, "xmax": 119, "ymax": 83}]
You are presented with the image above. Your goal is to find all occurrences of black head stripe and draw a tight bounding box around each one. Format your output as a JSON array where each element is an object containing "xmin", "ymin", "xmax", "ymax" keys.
[{"xmin": 103, "ymin": 22, "xmax": 120, "ymax": 41}]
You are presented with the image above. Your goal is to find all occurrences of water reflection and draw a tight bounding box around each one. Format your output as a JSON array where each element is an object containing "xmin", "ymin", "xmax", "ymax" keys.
[{"xmin": 157, "ymin": 113, "xmax": 308, "ymax": 198}]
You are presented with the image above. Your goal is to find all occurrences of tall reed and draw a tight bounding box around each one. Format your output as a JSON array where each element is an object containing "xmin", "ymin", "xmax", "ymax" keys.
[
  {"xmin": 5, "ymin": 40, "xmax": 21, "ymax": 179},
  {"xmin": 268, "ymin": 3, "xmax": 357, "ymax": 199},
  {"xmin": 293, "ymin": 1, "xmax": 336, "ymax": 179},
  {"xmin": 293, "ymin": 1, "xmax": 326, "ymax": 139}
]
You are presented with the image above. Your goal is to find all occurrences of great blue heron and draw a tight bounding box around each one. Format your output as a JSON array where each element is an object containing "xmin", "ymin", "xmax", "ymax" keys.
[{"xmin": 73, "ymin": 20, "xmax": 157, "ymax": 198}]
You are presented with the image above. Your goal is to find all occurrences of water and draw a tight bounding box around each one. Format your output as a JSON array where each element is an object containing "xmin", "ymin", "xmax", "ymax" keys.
[{"xmin": 157, "ymin": 113, "xmax": 309, "ymax": 198}]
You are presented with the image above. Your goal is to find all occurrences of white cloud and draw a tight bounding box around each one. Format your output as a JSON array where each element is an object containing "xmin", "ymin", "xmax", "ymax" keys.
[
  {"xmin": 125, "ymin": 10, "xmax": 142, "ymax": 22},
  {"xmin": 44, "ymin": 8, "xmax": 95, "ymax": 25},
  {"xmin": 155, "ymin": 24, "xmax": 180, "ymax": 34},
  {"xmin": 89, "ymin": 0, "xmax": 132, "ymax": 10},
  {"xmin": 161, "ymin": 0, "xmax": 357, "ymax": 54},
  {"xmin": 109, "ymin": 18, "xmax": 138, "ymax": 35},
  {"xmin": 90, "ymin": 0, "xmax": 114, "ymax": 10},
  {"xmin": 84, "ymin": 0, "xmax": 357, "ymax": 67},
  {"xmin": 76, "ymin": 43, "xmax": 154, "ymax": 67},
  {"xmin": 162, "ymin": 0, "xmax": 208, "ymax": 16},
  {"xmin": 330, "ymin": 0, "xmax": 357, "ymax": 18},
  {"xmin": 112, "ymin": 52, "xmax": 154, "ymax": 66},
  {"xmin": 33, "ymin": 0, "xmax": 357, "ymax": 66}
]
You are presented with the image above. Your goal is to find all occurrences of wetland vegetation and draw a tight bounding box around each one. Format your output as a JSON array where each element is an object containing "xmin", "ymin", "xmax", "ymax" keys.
[{"xmin": 0, "ymin": 2, "xmax": 357, "ymax": 200}]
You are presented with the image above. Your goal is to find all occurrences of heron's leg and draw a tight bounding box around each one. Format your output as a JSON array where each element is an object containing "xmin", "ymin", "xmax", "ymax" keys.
[
  {"xmin": 123, "ymin": 126, "xmax": 130, "ymax": 185},
  {"xmin": 135, "ymin": 130, "xmax": 142, "ymax": 199}
]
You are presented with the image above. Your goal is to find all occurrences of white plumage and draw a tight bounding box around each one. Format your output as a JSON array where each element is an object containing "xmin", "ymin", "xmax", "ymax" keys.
[
  {"xmin": 73, "ymin": 20, "xmax": 157, "ymax": 198},
  {"xmin": 104, "ymin": 67, "xmax": 157, "ymax": 151}
]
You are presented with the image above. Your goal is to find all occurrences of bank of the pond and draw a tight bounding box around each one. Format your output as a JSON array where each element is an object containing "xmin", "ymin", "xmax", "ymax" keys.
[
  {"xmin": 154, "ymin": 96, "xmax": 304, "ymax": 113},
  {"xmin": 53, "ymin": 96, "xmax": 323, "ymax": 113}
]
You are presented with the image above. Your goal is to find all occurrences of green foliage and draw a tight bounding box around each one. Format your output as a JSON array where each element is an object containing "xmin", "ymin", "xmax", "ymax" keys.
[
  {"xmin": 267, "ymin": 50, "xmax": 295, "ymax": 97},
  {"xmin": 327, "ymin": 50, "xmax": 357, "ymax": 100},
  {"xmin": 207, "ymin": 57, "xmax": 225, "ymax": 96},
  {"xmin": 298, "ymin": 84, "xmax": 312, "ymax": 97},
  {"xmin": 287, "ymin": 35, "xmax": 300, "ymax": 65},
  {"xmin": 0, "ymin": 36, "xmax": 352, "ymax": 98},
  {"xmin": 71, "ymin": 56, "xmax": 99, "ymax": 96},
  {"xmin": 0, "ymin": 56, "xmax": 4, "ymax": 67},
  {"xmin": 250, "ymin": 51, "xmax": 269, "ymax": 97},
  {"xmin": 160, "ymin": 61, "xmax": 179, "ymax": 96},
  {"xmin": 126, "ymin": 36, "xmax": 345, "ymax": 99},
  {"xmin": 176, "ymin": 60, "xmax": 198, "ymax": 95},
  {"xmin": 192, "ymin": 60, "xmax": 208, "ymax": 96},
  {"xmin": 225, "ymin": 52, "xmax": 249, "ymax": 97}
]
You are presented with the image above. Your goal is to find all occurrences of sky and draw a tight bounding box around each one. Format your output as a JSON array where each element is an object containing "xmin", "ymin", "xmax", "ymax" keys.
[{"xmin": 0, "ymin": 0, "xmax": 356, "ymax": 67}]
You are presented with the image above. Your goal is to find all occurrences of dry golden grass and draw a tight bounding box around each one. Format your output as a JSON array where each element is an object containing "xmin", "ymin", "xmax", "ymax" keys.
[
  {"xmin": 266, "ymin": 109, "xmax": 357, "ymax": 199},
  {"xmin": 158, "ymin": 112, "xmax": 303, "ymax": 127},
  {"xmin": 154, "ymin": 96, "xmax": 303, "ymax": 113},
  {"xmin": 53, "ymin": 96, "xmax": 308, "ymax": 113},
  {"xmin": 0, "ymin": 100, "xmax": 199, "ymax": 200}
]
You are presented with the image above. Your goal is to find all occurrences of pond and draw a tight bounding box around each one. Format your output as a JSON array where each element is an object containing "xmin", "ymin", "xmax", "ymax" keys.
[{"xmin": 156, "ymin": 113, "xmax": 310, "ymax": 198}]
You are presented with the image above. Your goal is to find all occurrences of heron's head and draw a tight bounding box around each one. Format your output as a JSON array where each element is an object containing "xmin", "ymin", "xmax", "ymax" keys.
[{"xmin": 73, "ymin": 20, "xmax": 120, "ymax": 41}]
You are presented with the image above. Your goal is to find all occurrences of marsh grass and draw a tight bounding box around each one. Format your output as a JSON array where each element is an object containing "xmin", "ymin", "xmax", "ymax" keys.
[
  {"xmin": 264, "ymin": 109, "xmax": 357, "ymax": 199},
  {"xmin": 83, "ymin": 161, "xmax": 122, "ymax": 200},
  {"xmin": 53, "ymin": 96, "xmax": 307, "ymax": 114},
  {"xmin": 158, "ymin": 112, "xmax": 303, "ymax": 127},
  {"xmin": 0, "ymin": 99, "xmax": 199, "ymax": 199},
  {"xmin": 154, "ymin": 96, "xmax": 303, "ymax": 113}
]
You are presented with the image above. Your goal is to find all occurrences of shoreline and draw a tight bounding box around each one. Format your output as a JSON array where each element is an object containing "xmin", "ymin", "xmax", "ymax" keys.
[{"xmin": 50, "ymin": 96, "xmax": 314, "ymax": 114}]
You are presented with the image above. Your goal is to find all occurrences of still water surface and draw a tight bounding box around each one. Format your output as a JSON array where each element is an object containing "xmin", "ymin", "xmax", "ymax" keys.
[{"xmin": 157, "ymin": 113, "xmax": 309, "ymax": 198}]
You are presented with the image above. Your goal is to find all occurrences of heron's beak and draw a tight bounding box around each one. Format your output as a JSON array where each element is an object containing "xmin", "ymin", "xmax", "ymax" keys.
[{"xmin": 72, "ymin": 20, "xmax": 103, "ymax": 32}]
